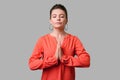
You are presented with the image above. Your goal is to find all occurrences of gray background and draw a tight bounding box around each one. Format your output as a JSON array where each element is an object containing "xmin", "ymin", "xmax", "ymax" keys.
[{"xmin": 0, "ymin": 0, "xmax": 120, "ymax": 80}]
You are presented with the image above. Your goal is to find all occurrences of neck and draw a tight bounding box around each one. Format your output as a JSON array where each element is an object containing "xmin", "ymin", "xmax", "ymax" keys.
[{"xmin": 51, "ymin": 28, "xmax": 67, "ymax": 37}]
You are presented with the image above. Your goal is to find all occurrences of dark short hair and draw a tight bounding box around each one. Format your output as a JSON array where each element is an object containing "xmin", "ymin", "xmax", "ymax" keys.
[{"xmin": 50, "ymin": 4, "xmax": 68, "ymax": 20}]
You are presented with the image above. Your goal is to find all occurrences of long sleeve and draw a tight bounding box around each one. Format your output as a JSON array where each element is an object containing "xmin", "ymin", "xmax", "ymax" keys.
[
  {"xmin": 28, "ymin": 37, "xmax": 58, "ymax": 70},
  {"xmin": 61, "ymin": 36, "xmax": 90, "ymax": 67}
]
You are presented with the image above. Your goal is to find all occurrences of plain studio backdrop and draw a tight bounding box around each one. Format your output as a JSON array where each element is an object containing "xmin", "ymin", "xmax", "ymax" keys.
[{"xmin": 0, "ymin": 0, "xmax": 120, "ymax": 80}]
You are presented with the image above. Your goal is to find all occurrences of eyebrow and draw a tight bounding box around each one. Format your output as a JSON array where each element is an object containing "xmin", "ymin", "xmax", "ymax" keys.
[{"xmin": 52, "ymin": 14, "xmax": 65, "ymax": 16}]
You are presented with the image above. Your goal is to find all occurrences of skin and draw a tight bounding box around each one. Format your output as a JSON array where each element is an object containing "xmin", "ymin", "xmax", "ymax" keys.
[{"xmin": 49, "ymin": 9, "xmax": 68, "ymax": 60}]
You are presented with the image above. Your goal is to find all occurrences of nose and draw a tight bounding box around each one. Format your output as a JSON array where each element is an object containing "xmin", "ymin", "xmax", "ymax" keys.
[{"xmin": 56, "ymin": 16, "xmax": 60, "ymax": 21}]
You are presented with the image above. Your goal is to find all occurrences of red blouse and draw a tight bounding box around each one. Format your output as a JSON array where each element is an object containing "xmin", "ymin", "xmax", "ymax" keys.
[{"xmin": 28, "ymin": 33, "xmax": 90, "ymax": 80}]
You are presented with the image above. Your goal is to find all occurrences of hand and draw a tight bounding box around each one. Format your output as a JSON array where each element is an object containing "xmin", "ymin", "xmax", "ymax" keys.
[
  {"xmin": 57, "ymin": 35, "xmax": 63, "ymax": 60},
  {"xmin": 58, "ymin": 47, "xmax": 63, "ymax": 60},
  {"xmin": 55, "ymin": 35, "xmax": 63, "ymax": 60}
]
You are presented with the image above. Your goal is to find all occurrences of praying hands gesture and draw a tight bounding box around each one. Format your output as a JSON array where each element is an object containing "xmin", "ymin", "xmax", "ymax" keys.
[{"xmin": 55, "ymin": 35, "xmax": 63, "ymax": 60}]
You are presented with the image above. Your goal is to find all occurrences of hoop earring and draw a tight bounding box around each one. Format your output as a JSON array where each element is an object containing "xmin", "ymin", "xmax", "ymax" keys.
[
  {"xmin": 49, "ymin": 24, "xmax": 53, "ymax": 31},
  {"xmin": 65, "ymin": 24, "xmax": 68, "ymax": 31}
]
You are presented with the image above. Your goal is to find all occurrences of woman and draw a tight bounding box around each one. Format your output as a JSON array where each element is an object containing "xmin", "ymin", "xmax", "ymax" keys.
[{"xmin": 28, "ymin": 4, "xmax": 90, "ymax": 80}]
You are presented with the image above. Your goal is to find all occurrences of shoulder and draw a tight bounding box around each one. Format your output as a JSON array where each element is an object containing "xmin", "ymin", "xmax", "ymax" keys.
[
  {"xmin": 68, "ymin": 33, "xmax": 80, "ymax": 41},
  {"xmin": 36, "ymin": 34, "xmax": 49, "ymax": 42},
  {"xmin": 68, "ymin": 33, "xmax": 83, "ymax": 45}
]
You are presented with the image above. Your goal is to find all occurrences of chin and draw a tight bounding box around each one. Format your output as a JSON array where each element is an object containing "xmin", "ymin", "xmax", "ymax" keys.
[
  {"xmin": 54, "ymin": 25, "xmax": 62, "ymax": 28},
  {"xmin": 54, "ymin": 26, "xmax": 64, "ymax": 30}
]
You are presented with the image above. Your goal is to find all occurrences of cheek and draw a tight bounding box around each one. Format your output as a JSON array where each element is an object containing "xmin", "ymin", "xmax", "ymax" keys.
[
  {"xmin": 62, "ymin": 18, "xmax": 67, "ymax": 22},
  {"xmin": 50, "ymin": 19, "xmax": 55, "ymax": 24},
  {"xmin": 63, "ymin": 19, "xmax": 67, "ymax": 24}
]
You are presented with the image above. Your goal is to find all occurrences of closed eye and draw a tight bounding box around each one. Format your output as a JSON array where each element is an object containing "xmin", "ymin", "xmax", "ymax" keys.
[
  {"xmin": 52, "ymin": 14, "xmax": 57, "ymax": 18},
  {"xmin": 60, "ymin": 14, "xmax": 65, "ymax": 18}
]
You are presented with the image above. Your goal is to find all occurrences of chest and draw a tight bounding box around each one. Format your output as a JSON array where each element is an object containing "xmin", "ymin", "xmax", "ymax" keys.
[{"xmin": 42, "ymin": 37, "xmax": 75, "ymax": 56}]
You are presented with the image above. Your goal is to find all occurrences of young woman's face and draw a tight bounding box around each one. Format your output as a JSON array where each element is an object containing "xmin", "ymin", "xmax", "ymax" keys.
[{"xmin": 50, "ymin": 9, "xmax": 67, "ymax": 30}]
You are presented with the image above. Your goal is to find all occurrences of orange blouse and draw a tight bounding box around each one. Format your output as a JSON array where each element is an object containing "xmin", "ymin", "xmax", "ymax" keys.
[{"xmin": 28, "ymin": 34, "xmax": 90, "ymax": 80}]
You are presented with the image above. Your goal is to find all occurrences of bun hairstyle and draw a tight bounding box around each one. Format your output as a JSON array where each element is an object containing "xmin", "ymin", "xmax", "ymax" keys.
[{"xmin": 50, "ymin": 4, "xmax": 68, "ymax": 20}]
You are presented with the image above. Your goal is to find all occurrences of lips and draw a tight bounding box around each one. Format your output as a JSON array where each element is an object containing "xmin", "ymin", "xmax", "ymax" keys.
[{"xmin": 55, "ymin": 22, "xmax": 62, "ymax": 24}]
